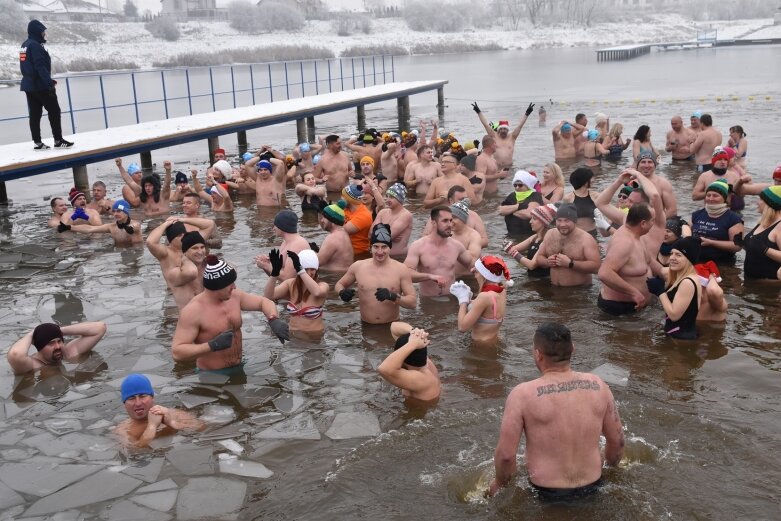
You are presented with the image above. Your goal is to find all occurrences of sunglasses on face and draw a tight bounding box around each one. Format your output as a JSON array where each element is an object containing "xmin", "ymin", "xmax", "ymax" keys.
[{"xmin": 618, "ymin": 194, "xmax": 628, "ymax": 200}]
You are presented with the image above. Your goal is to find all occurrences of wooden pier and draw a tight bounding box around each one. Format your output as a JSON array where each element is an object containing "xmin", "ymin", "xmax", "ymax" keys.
[
  {"xmin": 596, "ymin": 44, "xmax": 652, "ymax": 62},
  {"xmin": 0, "ymin": 80, "xmax": 447, "ymax": 203}
]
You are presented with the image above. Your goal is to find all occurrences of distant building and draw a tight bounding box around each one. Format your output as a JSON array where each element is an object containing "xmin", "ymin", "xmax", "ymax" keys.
[
  {"xmin": 160, "ymin": 0, "xmax": 225, "ymax": 21},
  {"xmin": 18, "ymin": 0, "xmax": 119, "ymax": 22}
]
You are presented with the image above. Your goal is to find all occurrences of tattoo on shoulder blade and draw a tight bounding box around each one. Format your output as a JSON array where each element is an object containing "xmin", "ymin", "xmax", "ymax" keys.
[{"xmin": 536, "ymin": 379, "xmax": 600, "ymax": 397}]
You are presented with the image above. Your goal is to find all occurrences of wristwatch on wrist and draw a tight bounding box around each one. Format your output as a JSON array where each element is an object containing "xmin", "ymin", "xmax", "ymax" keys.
[{"xmin": 568, "ymin": 259, "xmax": 574, "ymax": 269}]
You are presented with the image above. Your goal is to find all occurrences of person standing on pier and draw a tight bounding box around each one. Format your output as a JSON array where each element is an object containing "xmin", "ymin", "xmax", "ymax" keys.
[{"xmin": 19, "ymin": 20, "xmax": 73, "ymax": 150}]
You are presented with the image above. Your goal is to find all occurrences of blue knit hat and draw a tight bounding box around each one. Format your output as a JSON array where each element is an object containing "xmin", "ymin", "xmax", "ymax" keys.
[
  {"xmin": 127, "ymin": 163, "xmax": 141, "ymax": 175},
  {"xmin": 257, "ymin": 160, "xmax": 273, "ymax": 171},
  {"xmin": 121, "ymin": 374, "xmax": 154, "ymax": 402},
  {"xmin": 112, "ymin": 199, "xmax": 130, "ymax": 216}
]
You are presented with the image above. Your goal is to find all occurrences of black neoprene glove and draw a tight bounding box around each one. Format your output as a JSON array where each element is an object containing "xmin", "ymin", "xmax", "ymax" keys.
[
  {"xmin": 208, "ymin": 330, "xmax": 234, "ymax": 351},
  {"xmin": 308, "ymin": 241, "xmax": 320, "ymax": 253},
  {"xmin": 471, "ymin": 102, "xmax": 481, "ymax": 114},
  {"xmin": 375, "ymin": 288, "xmax": 398, "ymax": 302},
  {"xmin": 469, "ymin": 176, "xmax": 483, "ymax": 185},
  {"xmin": 287, "ymin": 251, "xmax": 302, "ymax": 274},
  {"xmin": 268, "ymin": 318, "xmax": 289, "ymax": 344},
  {"xmin": 646, "ymin": 277, "xmax": 666, "ymax": 297},
  {"xmin": 733, "ymin": 232, "xmax": 745, "ymax": 247},
  {"xmin": 57, "ymin": 222, "xmax": 71, "ymax": 233},
  {"xmin": 269, "ymin": 249, "xmax": 283, "ymax": 277},
  {"xmin": 339, "ymin": 288, "xmax": 356, "ymax": 302},
  {"xmin": 525, "ymin": 102, "xmax": 535, "ymax": 116}
]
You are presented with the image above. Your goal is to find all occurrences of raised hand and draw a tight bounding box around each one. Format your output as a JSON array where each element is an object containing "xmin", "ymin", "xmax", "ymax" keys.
[{"xmin": 269, "ymin": 249, "xmax": 283, "ymax": 277}]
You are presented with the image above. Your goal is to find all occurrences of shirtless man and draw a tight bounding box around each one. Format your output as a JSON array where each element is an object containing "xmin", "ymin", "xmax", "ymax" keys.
[
  {"xmin": 254, "ymin": 158, "xmax": 287, "ymax": 207},
  {"xmin": 488, "ymin": 323, "xmax": 623, "ymax": 498},
  {"xmin": 372, "ymin": 183, "xmax": 413, "ymax": 256},
  {"xmin": 169, "ymin": 171, "xmax": 193, "ymax": 202},
  {"xmin": 117, "ymin": 158, "xmax": 172, "ymax": 216},
  {"xmin": 172, "ymin": 255, "xmax": 289, "ymax": 371},
  {"xmin": 475, "ymin": 136, "xmax": 508, "ymax": 196},
  {"xmin": 450, "ymin": 201, "xmax": 482, "ymax": 275},
  {"xmin": 573, "ymin": 113, "xmax": 589, "ymax": 156},
  {"xmin": 380, "ymin": 139, "xmax": 400, "ymax": 184},
  {"xmin": 690, "ymin": 114, "xmax": 723, "ymax": 173},
  {"xmin": 255, "ymin": 209, "xmax": 310, "ymax": 281},
  {"xmin": 692, "ymin": 148, "xmax": 741, "ymax": 202},
  {"xmin": 396, "ymin": 133, "xmax": 419, "ymax": 182},
  {"xmin": 378, "ymin": 324, "xmax": 440, "ymax": 402},
  {"xmin": 163, "ymin": 231, "xmax": 207, "ymax": 310},
  {"xmin": 635, "ymin": 152, "xmax": 677, "ymax": 218},
  {"xmin": 316, "ymin": 135, "xmax": 354, "ymax": 192},
  {"xmin": 7, "ymin": 321, "xmax": 107, "ymax": 375},
  {"xmin": 404, "ymin": 145, "xmax": 441, "ymax": 196},
  {"xmin": 64, "ymin": 199, "xmax": 143, "ymax": 246},
  {"xmin": 336, "ymin": 224, "xmax": 416, "ymax": 324},
  {"xmin": 193, "ymin": 171, "xmax": 234, "ymax": 213},
  {"xmin": 86, "ymin": 181, "xmax": 112, "ymax": 215},
  {"xmin": 695, "ymin": 265, "xmax": 728, "ymax": 322},
  {"xmin": 423, "ymin": 154, "xmax": 475, "ymax": 208},
  {"xmin": 552, "ymin": 122, "xmax": 577, "ymax": 161},
  {"xmin": 118, "ymin": 161, "xmax": 143, "ymax": 207},
  {"xmin": 114, "ymin": 373, "xmax": 203, "ymax": 448},
  {"xmin": 404, "ymin": 207, "xmax": 473, "ymax": 297},
  {"xmin": 345, "ymin": 134, "xmax": 383, "ymax": 172},
  {"xmin": 316, "ymin": 201, "xmax": 354, "ymax": 271},
  {"xmin": 530, "ymin": 204, "xmax": 601, "ymax": 287},
  {"xmin": 293, "ymin": 142, "xmax": 323, "ymax": 176},
  {"xmin": 665, "ymin": 116, "xmax": 696, "ymax": 161},
  {"xmin": 597, "ymin": 203, "xmax": 655, "ymax": 315},
  {"xmin": 447, "ymin": 185, "xmax": 488, "ymax": 247},
  {"xmin": 63, "ymin": 188, "xmax": 101, "ymax": 226},
  {"xmin": 689, "ymin": 111, "xmax": 702, "ymax": 134},
  {"xmin": 147, "ymin": 217, "xmax": 216, "ymax": 301},
  {"xmin": 47, "ymin": 197, "xmax": 68, "ymax": 228},
  {"xmin": 472, "ymin": 101, "xmax": 534, "ymax": 167}
]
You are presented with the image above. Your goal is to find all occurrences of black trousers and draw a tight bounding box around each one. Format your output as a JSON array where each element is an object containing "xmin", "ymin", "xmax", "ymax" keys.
[{"xmin": 25, "ymin": 90, "xmax": 63, "ymax": 143}]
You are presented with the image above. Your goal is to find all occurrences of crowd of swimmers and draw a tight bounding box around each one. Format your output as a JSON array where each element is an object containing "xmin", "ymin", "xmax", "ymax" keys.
[{"xmin": 8, "ymin": 101, "xmax": 781, "ymax": 503}]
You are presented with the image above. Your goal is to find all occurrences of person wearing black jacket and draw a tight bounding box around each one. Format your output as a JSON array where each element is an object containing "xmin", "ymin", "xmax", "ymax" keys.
[{"xmin": 19, "ymin": 20, "xmax": 73, "ymax": 150}]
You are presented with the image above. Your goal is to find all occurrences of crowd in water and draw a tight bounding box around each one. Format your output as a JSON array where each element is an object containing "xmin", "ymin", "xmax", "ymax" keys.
[{"xmin": 8, "ymin": 101, "xmax": 781, "ymax": 501}]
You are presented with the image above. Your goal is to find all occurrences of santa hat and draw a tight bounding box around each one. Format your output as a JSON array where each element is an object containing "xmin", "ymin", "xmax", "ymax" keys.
[{"xmin": 694, "ymin": 261, "xmax": 722, "ymax": 287}]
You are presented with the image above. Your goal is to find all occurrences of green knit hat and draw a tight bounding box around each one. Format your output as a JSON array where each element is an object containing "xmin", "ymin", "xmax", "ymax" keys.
[
  {"xmin": 760, "ymin": 186, "xmax": 781, "ymax": 211},
  {"xmin": 321, "ymin": 199, "xmax": 346, "ymax": 225},
  {"xmin": 706, "ymin": 179, "xmax": 730, "ymax": 200}
]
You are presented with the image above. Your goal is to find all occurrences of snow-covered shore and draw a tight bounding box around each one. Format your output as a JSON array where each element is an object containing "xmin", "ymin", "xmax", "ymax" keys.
[{"xmin": 0, "ymin": 15, "xmax": 776, "ymax": 79}]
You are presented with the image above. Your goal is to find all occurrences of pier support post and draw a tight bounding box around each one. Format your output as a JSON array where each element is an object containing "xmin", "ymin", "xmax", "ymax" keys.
[
  {"xmin": 437, "ymin": 87, "xmax": 445, "ymax": 122},
  {"xmin": 357, "ymin": 105, "xmax": 366, "ymax": 131},
  {"xmin": 397, "ymin": 96, "xmax": 410, "ymax": 131},
  {"xmin": 296, "ymin": 119, "xmax": 307, "ymax": 144},
  {"xmin": 237, "ymin": 131, "xmax": 248, "ymax": 155},
  {"xmin": 72, "ymin": 165, "xmax": 90, "ymax": 201},
  {"xmin": 306, "ymin": 116, "xmax": 316, "ymax": 143},
  {"xmin": 0, "ymin": 182, "xmax": 7, "ymax": 205},
  {"xmin": 207, "ymin": 137, "xmax": 220, "ymax": 165},
  {"xmin": 140, "ymin": 151, "xmax": 153, "ymax": 173}
]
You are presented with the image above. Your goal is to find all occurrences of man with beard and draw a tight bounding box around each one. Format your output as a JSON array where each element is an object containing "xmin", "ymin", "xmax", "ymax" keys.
[
  {"xmin": 316, "ymin": 134, "xmax": 354, "ymax": 192},
  {"xmin": 147, "ymin": 217, "xmax": 216, "ymax": 298},
  {"xmin": 529, "ymin": 204, "xmax": 601, "ymax": 287},
  {"xmin": 173, "ymin": 255, "xmax": 289, "ymax": 372},
  {"xmin": 372, "ymin": 183, "xmax": 413, "ymax": 257},
  {"xmin": 471, "ymin": 101, "xmax": 534, "ymax": 168},
  {"xmin": 336, "ymin": 224, "xmax": 417, "ymax": 324},
  {"xmin": 314, "ymin": 200, "xmax": 354, "ymax": 272},
  {"xmin": 86, "ymin": 181, "xmax": 113, "ymax": 215},
  {"xmin": 404, "ymin": 206, "xmax": 473, "ymax": 297},
  {"xmin": 116, "ymin": 158, "xmax": 172, "ymax": 215},
  {"xmin": 62, "ymin": 187, "xmax": 101, "ymax": 226},
  {"xmin": 7, "ymin": 321, "xmax": 107, "ymax": 374},
  {"xmin": 114, "ymin": 374, "xmax": 203, "ymax": 448},
  {"xmin": 63, "ymin": 199, "xmax": 143, "ymax": 246}
]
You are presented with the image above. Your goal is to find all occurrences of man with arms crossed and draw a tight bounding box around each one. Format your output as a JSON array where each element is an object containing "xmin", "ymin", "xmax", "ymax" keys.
[
  {"xmin": 336, "ymin": 224, "xmax": 417, "ymax": 324},
  {"xmin": 488, "ymin": 323, "xmax": 624, "ymax": 500}
]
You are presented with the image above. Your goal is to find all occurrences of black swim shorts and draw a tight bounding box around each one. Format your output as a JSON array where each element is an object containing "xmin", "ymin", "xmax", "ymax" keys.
[
  {"xmin": 530, "ymin": 477, "xmax": 604, "ymax": 502},
  {"xmin": 597, "ymin": 294, "xmax": 637, "ymax": 316}
]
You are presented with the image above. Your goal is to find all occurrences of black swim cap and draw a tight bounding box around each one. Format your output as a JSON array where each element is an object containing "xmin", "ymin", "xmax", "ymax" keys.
[{"xmin": 394, "ymin": 333, "xmax": 427, "ymax": 368}]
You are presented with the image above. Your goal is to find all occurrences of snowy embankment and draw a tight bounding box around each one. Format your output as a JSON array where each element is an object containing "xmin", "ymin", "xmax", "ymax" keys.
[{"xmin": 0, "ymin": 15, "xmax": 775, "ymax": 79}]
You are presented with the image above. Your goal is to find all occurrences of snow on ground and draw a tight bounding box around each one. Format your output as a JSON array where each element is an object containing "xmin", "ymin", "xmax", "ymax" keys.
[{"xmin": 0, "ymin": 15, "xmax": 775, "ymax": 79}]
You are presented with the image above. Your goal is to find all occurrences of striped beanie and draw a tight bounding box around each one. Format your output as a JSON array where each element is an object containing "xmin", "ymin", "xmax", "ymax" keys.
[
  {"xmin": 203, "ymin": 255, "xmax": 237, "ymax": 291},
  {"xmin": 706, "ymin": 179, "xmax": 730, "ymax": 200},
  {"xmin": 760, "ymin": 186, "xmax": 781, "ymax": 211},
  {"xmin": 321, "ymin": 199, "xmax": 346, "ymax": 225}
]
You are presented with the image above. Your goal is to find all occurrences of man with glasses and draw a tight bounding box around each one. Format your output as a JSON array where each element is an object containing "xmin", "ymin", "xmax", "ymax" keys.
[
  {"xmin": 404, "ymin": 145, "xmax": 441, "ymax": 196},
  {"xmin": 423, "ymin": 154, "xmax": 475, "ymax": 208}
]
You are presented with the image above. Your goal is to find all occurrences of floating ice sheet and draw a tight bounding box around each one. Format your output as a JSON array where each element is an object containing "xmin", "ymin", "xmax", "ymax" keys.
[
  {"xmin": 121, "ymin": 457, "xmax": 164, "ymax": 483},
  {"xmin": 590, "ymin": 363, "xmax": 630, "ymax": 387},
  {"xmin": 23, "ymin": 469, "xmax": 141, "ymax": 516},
  {"xmin": 325, "ymin": 412, "xmax": 381, "ymax": 440},
  {"xmin": 255, "ymin": 413, "xmax": 321, "ymax": 440},
  {"xmin": 176, "ymin": 477, "xmax": 246, "ymax": 520},
  {"xmin": 130, "ymin": 490, "xmax": 178, "ymax": 512},
  {"xmin": 165, "ymin": 445, "xmax": 214, "ymax": 476},
  {"xmin": 218, "ymin": 455, "xmax": 273, "ymax": 479},
  {"xmin": 0, "ymin": 462, "xmax": 102, "ymax": 496}
]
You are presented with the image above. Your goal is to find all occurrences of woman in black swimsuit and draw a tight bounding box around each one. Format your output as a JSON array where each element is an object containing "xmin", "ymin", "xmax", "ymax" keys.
[{"xmin": 538, "ymin": 162, "xmax": 564, "ymax": 204}]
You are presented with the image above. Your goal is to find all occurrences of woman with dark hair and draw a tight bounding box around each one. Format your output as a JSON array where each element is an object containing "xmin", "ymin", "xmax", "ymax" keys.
[
  {"xmin": 562, "ymin": 167, "xmax": 599, "ymax": 236},
  {"xmin": 632, "ymin": 125, "xmax": 660, "ymax": 163},
  {"xmin": 728, "ymin": 125, "xmax": 748, "ymax": 168}
]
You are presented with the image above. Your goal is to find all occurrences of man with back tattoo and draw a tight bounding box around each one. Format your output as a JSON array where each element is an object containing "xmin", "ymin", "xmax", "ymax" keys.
[{"xmin": 488, "ymin": 323, "xmax": 624, "ymax": 501}]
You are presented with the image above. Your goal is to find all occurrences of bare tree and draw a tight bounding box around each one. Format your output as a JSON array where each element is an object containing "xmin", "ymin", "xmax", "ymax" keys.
[
  {"xmin": 526, "ymin": 0, "xmax": 548, "ymax": 27},
  {"xmin": 495, "ymin": 0, "xmax": 525, "ymax": 30}
]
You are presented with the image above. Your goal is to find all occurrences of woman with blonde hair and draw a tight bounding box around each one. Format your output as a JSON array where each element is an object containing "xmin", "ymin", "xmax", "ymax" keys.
[
  {"xmin": 604, "ymin": 123, "xmax": 631, "ymax": 160},
  {"xmin": 646, "ymin": 237, "xmax": 702, "ymax": 340},
  {"xmin": 538, "ymin": 162, "xmax": 564, "ymax": 203},
  {"xmin": 742, "ymin": 186, "xmax": 781, "ymax": 280}
]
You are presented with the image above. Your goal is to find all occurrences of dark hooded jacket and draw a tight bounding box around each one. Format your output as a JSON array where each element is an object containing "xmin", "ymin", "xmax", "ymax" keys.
[{"xmin": 20, "ymin": 20, "xmax": 54, "ymax": 92}]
